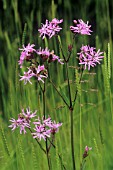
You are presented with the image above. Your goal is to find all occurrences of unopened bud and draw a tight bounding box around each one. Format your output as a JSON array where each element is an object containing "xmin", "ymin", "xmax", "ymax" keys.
[{"xmin": 68, "ymin": 44, "xmax": 73, "ymax": 52}]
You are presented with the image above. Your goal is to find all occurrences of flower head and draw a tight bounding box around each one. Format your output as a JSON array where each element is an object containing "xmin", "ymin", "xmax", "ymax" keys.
[
  {"xmin": 20, "ymin": 65, "xmax": 48, "ymax": 84},
  {"xmin": 83, "ymin": 146, "xmax": 92, "ymax": 158},
  {"xmin": 18, "ymin": 43, "xmax": 36, "ymax": 68},
  {"xmin": 35, "ymin": 65, "xmax": 48, "ymax": 83},
  {"xmin": 32, "ymin": 116, "xmax": 62, "ymax": 141},
  {"xmin": 37, "ymin": 47, "xmax": 64, "ymax": 64},
  {"xmin": 9, "ymin": 108, "xmax": 37, "ymax": 134},
  {"xmin": 19, "ymin": 43, "xmax": 36, "ymax": 55},
  {"xmin": 51, "ymin": 18, "xmax": 63, "ymax": 24},
  {"xmin": 78, "ymin": 45, "xmax": 104, "ymax": 70},
  {"xmin": 32, "ymin": 125, "xmax": 51, "ymax": 141},
  {"xmin": 38, "ymin": 18, "xmax": 63, "ymax": 39},
  {"xmin": 47, "ymin": 121, "xmax": 62, "ymax": 134},
  {"xmin": 85, "ymin": 146, "xmax": 92, "ymax": 152},
  {"xmin": 19, "ymin": 68, "xmax": 35, "ymax": 84},
  {"xmin": 70, "ymin": 19, "xmax": 92, "ymax": 35},
  {"xmin": 21, "ymin": 107, "xmax": 37, "ymax": 123},
  {"xmin": 9, "ymin": 115, "xmax": 30, "ymax": 134}
]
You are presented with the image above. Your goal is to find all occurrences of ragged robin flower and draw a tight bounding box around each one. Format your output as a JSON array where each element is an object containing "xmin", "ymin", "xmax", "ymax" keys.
[
  {"xmin": 32, "ymin": 116, "xmax": 62, "ymax": 141},
  {"xmin": 18, "ymin": 43, "xmax": 36, "ymax": 68},
  {"xmin": 70, "ymin": 19, "xmax": 92, "ymax": 35},
  {"xmin": 20, "ymin": 65, "xmax": 48, "ymax": 84},
  {"xmin": 9, "ymin": 107, "xmax": 37, "ymax": 134},
  {"xmin": 77, "ymin": 45, "xmax": 104, "ymax": 70},
  {"xmin": 37, "ymin": 47, "xmax": 64, "ymax": 64},
  {"xmin": 38, "ymin": 18, "xmax": 63, "ymax": 39},
  {"xmin": 83, "ymin": 146, "xmax": 92, "ymax": 158}
]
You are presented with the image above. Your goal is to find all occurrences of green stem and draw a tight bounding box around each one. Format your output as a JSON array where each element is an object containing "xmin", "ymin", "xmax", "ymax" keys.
[
  {"xmin": 73, "ymin": 67, "xmax": 84, "ymax": 109},
  {"xmin": 48, "ymin": 76, "xmax": 70, "ymax": 108},
  {"xmin": 65, "ymin": 62, "xmax": 76, "ymax": 170},
  {"xmin": 80, "ymin": 159, "xmax": 86, "ymax": 170},
  {"xmin": 70, "ymin": 108, "xmax": 76, "ymax": 170},
  {"xmin": 39, "ymin": 80, "xmax": 66, "ymax": 169},
  {"xmin": 42, "ymin": 82, "xmax": 51, "ymax": 170},
  {"xmin": 29, "ymin": 128, "xmax": 46, "ymax": 154},
  {"xmin": 46, "ymin": 139, "xmax": 51, "ymax": 170},
  {"xmin": 66, "ymin": 62, "xmax": 72, "ymax": 107},
  {"xmin": 43, "ymin": 82, "xmax": 46, "ymax": 118}
]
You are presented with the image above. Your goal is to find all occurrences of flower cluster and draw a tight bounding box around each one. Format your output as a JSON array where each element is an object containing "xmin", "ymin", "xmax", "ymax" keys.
[
  {"xmin": 70, "ymin": 19, "xmax": 92, "ymax": 35},
  {"xmin": 32, "ymin": 116, "xmax": 62, "ymax": 141},
  {"xmin": 9, "ymin": 107, "xmax": 37, "ymax": 134},
  {"xmin": 78, "ymin": 45, "xmax": 104, "ymax": 70},
  {"xmin": 18, "ymin": 42, "xmax": 63, "ymax": 84},
  {"xmin": 9, "ymin": 108, "xmax": 62, "ymax": 141},
  {"xmin": 38, "ymin": 18, "xmax": 63, "ymax": 39},
  {"xmin": 37, "ymin": 47, "xmax": 64, "ymax": 64},
  {"xmin": 20, "ymin": 65, "xmax": 47, "ymax": 84},
  {"xmin": 83, "ymin": 146, "xmax": 92, "ymax": 158},
  {"xmin": 18, "ymin": 43, "xmax": 36, "ymax": 68}
]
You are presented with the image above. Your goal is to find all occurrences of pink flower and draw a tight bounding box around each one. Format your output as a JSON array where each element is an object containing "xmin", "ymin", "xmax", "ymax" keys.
[
  {"xmin": 37, "ymin": 47, "xmax": 50, "ymax": 61},
  {"xmin": 51, "ymin": 18, "xmax": 63, "ymax": 24},
  {"xmin": 18, "ymin": 51, "xmax": 26, "ymax": 68},
  {"xmin": 77, "ymin": 45, "xmax": 104, "ymax": 70},
  {"xmin": 38, "ymin": 18, "xmax": 63, "ymax": 39},
  {"xmin": 19, "ymin": 68, "xmax": 34, "ymax": 84},
  {"xmin": 22, "ymin": 107, "xmax": 37, "ymax": 123},
  {"xmin": 20, "ymin": 65, "xmax": 47, "ymax": 84},
  {"xmin": 32, "ymin": 116, "xmax": 62, "ymax": 141},
  {"xmin": 85, "ymin": 146, "xmax": 92, "ymax": 151},
  {"xmin": 83, "ymin": 146, "xmax": 92, "ymax": 158},
  {"xmin": 9, "ymin": 115, "xmax": 30, "ymax": 134},
  {"xmin": 47, "ymin": 23, "xmax": 62, "ymax": 38},
  {"xmin": 18, "ymin": 43, "xmax": 36, "ymax": 68},
  {"xmin": 47, "ymin": 121, "xmax": 62, "ymax": 134},
  {"xmin": 9, "ymin": 118, "xmax": 21, "ymax": 131},
  {"xmin": 70, "ymin": 19, "xmax": 92, "ymax": 35},
  {"xmin": 34, "ymin": 65, "xmax": 48, "ymax": 83},
  {"xmin": 19, "ymin": 43, "xmax": 36, "ymax": 55},
  {"xmin": 32, "ymin": 125, "xmax": 51, "ymax": 141},
  {"xmin": 9, "ymin": 108, "xmax": 37, "ymax": 134},
  {"xmin": 37, "ymin": 47, "xmax": 64, "ymax": 64}
]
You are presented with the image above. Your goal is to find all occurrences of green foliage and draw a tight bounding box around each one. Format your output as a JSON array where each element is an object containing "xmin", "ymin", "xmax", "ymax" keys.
[
  {"xmin": 0, "ymin": 125, "xmax": 10, "ymax": 157},
  {"xmin": 0, "ymin": 0, "xmax": 113, "ymax": 170},
  {"xmin": 22, "ymin": 23, "xmax": 27, "ymax": 46}
]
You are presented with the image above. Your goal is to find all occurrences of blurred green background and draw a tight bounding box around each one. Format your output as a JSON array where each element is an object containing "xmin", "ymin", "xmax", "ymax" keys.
[{"xmin": 0, "ymin": 0, "xmax": 113, "ymax": 170}]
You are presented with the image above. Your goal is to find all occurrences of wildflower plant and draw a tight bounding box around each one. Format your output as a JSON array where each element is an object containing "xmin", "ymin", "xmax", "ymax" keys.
[{"xmin": 9, "ymin": 18, "xmax": 104, "ymax": 170}]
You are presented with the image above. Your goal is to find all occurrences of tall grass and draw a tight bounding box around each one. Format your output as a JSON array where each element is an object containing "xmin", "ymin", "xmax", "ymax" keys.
[{"xmin": 0, "ymin": 0, "xmax": 113, "ymax": 169}]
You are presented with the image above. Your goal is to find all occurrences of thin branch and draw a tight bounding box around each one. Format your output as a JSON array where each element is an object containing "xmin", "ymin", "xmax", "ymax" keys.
[
  {"xmin": 73, "ymin": 68, "xmax": 84, "ymax": 109},
  {"xmin": 48, "ymin": 76, "xmax": 70, "ymax": 108},
  {"xmin": 29, "ymin": 128, "xmax": 46, "ymax": 154}
]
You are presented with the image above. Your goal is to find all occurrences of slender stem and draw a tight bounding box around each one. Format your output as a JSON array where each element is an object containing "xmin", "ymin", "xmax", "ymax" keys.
[
  {"xmin": 47, "ymin": 137, "xmax": 67, "ymax": 170},
  {"xmin": 48, "ymin": 76, "xmax": 70, "ymax": 108},
  {"xmin": 65, "ymin": 62, "xmax": 72, "ymax": 107},
  {"xmin": 70, "ymin": 109, "xmax": 76, "ymax": 170},
  {"xmin": 80, "ymin": 94, "xmax": 82, "ymax": 163},
  {"xmin": 42, "ymin": 82, "xmax": 51, "ymax": 170},
  {"xmin": 80, "ymin": 159, "xmax": 86, "ymax": 170},
  {"xmin": 43, "ymin": 82, "xmax": 46, "ymax": 118},
  {"xmin": 39, "ymin": 78, "xmax": 66, "ymax": 169},
  {"xmin": 73, "ymin": 67, "xmax": 84, "ymax": 109},
  {"xmin": 65, "ymin": 60, "xmax": 76, "ymax": 170},
  {"xmin": 48, "ymin": 135, "xmax": 55, "ymax": 152},
  {"xmin": 29, "ymin": 128, "xmax": 46, "ymax": 154},
  {"xmin": 46, "ymin": 139, "xmax": 51, "ymax": 170}
]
